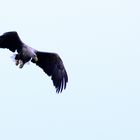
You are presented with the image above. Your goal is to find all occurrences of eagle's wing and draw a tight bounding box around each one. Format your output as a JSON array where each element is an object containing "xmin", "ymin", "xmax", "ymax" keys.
[
  {"xmin": 0, "ymin": 31, "xmax": 22, "ymax": 52},
  {"xmin": 32, "ymin": 51, "xmax": 68, "ymax": 93}
]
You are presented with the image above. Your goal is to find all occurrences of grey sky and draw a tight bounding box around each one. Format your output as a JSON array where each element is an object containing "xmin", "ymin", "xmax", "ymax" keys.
[{"xmin": 0, "ymin": 0, "xmax": 140, "ymax": 140}]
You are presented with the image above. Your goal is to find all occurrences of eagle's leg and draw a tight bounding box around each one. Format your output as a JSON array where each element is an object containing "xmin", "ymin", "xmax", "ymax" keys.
[
  {"xmin": 15, "ymin": 54, "xmax": 20, "ymax": 66},
  {"xmin": 19, "ymin": 60, "xmax": 24, "ymax": 68},
  {"xmin": 15, "ymin": 54, "xmax": 24, "ymax": 68}
]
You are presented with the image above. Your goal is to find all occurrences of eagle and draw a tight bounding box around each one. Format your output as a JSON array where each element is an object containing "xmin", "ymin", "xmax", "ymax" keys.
[{"xmin": 0, "ymin": 31, "xmax": 68, "ymax": 93}]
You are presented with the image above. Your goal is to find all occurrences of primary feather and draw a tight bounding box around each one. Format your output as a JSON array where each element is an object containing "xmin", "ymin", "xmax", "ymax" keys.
[{"xmin": 32, "ymin": 52, "xmax": 68, "ymax": 93}]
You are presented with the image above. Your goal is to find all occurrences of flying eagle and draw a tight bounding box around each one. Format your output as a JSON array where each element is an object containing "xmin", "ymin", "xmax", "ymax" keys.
[{"xmin": 0, "ymin": 31, "xmax": 68, "ymax": 93}]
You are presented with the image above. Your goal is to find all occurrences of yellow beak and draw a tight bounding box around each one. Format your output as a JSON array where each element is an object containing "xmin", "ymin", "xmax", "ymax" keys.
[{"xmin": 34, "ymin": 56, "xmax": 38, "ymax": 62}]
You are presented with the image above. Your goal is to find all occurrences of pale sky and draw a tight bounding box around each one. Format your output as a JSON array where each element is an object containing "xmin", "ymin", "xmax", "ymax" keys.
[{"xmin": 0, "ymin": 0, "xmax": 140, "ymax": 140}]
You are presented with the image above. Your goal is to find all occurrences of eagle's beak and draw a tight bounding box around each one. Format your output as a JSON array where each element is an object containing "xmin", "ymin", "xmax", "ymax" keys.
[{"xmin": 34, "ymin": 56, "xmax": 38, "ymax": 62}]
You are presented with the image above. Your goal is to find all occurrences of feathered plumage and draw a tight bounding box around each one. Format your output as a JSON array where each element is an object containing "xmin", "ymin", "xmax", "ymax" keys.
[{"xmin": 0, "ymin": 31, "xmax": 68, "ymax": 93}]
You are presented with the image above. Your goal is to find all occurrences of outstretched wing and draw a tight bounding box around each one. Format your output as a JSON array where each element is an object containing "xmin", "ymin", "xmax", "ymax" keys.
[
  {"xmin": 0, "ymin": 31, "xmax": 23, "ymax": 52},
  {"xmin": 32, "ymin": 51, "xmax": 68, "ymax": 93}
]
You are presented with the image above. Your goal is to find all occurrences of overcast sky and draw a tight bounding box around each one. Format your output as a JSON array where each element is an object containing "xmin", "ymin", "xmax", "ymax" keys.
[{"xmin": 0, "ymin": 0, "xmax": 140, "ymax": 140}]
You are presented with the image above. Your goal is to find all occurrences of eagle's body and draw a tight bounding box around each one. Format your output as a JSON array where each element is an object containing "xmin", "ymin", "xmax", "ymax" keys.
[
  {"xmin": 15, "ymin": 44, "xmax": 38, "ymax": 68},
  {"xmin": 0, "ymin": 31, "xmax": 68, "ymax": 93}
]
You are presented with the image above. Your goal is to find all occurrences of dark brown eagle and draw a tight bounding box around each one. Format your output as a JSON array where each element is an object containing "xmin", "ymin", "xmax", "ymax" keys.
[{"xmin": 0, "ymin": 31, "xmax": 68, "ymax": 93}]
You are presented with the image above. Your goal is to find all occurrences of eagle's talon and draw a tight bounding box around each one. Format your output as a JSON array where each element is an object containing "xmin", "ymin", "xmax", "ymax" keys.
[
  {"xmin": 15, "ymin": 60, "xmax": 19, "ymax": 66},
  {"xmin": 19, "ymin": 60, "xmax": 22, "ymax": 64},
  {"xmin": 19, "ymin": 64, "xmax": 24, "ymax": 68},
  {"xmin": 19, "ymin": 60, "xmax": 24, "ymax": 68}
]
